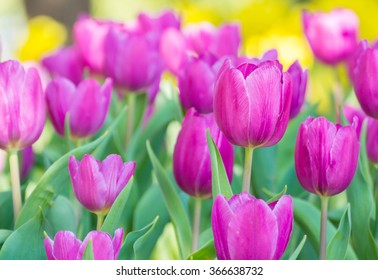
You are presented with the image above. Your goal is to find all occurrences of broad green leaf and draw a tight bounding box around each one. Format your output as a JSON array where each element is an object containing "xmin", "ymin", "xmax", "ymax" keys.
[
  {"xmin": 101, "ymin": 178, "xmax": 134, "ymax": 233},
  {"xmin": 289, "ymin": 235, "xmax": 307, "ymax": 260},
  {"xmin": 45, "ymin": 195, "xmax": 77, "ymax": 234},
  {"xmin": 0, "ymin": 230, "xmax": 12, "ymax": 246},
  {"xmin": 206, "ymin": 131, "xmax": 232, "ymax": 200},
  {"xmin": 82, "ymin": 239, "xmax": 94, "ymax": 260},
  {"xmin": 146, "ymin": 141, "xmax": 191, "ymax": 259},
  {"xmin": 327, "ymin": 204, "xmax": 351, "ymax": 260},
  {"xmin": 187, "ymin": 239, "xmax": 216, "ymax": 260},
  {"xmin": 0, "ymin": 191, "xmax": 13, "ymax": 229}
]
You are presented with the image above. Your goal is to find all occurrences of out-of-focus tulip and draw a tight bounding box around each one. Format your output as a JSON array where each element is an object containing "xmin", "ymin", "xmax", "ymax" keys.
[
  {"xmin": 287, "ymin": 61, "xmax": 308, "ymax": 119},
  {"xmin": 173, "ymin": 108, "xmax": 233, "ymax": 198},
  {"xmin": 45, "ymin": 77, "xmax": 112, "ymax": 138},
  {"xmin": 347, "ymin": 40, "xmax": 368, "ymax": 82},
  {"xmin": 20, "ymin": 146, "xmax": 34, "ymax": 181},
  {"xmin": 137, "ymin": 10, "xmax": 181, "ymax": 34},
  {"xmin": 44, "ymin": 228, "xmax": 124, "ymax": 260},
  {"xmin": 178, "ymin": 55, "xmax": 218, "ymax": 114},
  {"xmin": 213, "ymin": 59, "xmax": 292, "ymax": 148},
  {"xmin": 343, "ymin": 105, "xmax": 366, "ymax": 138},
  {"xmin": 366, "ymin": 117, "xmax": 378, "ymax": 164},
  {"xmin": 302, "ymin": 9, "xmax": 359, "ymax": 64},
  {"xmin": 68, "ymin": 154, "xmax": 135, "ymax": 214},
  {"xmin": 42, "ymin": 46, "xmax": 84, "ymax": 85},
  {"xmin": 212, "ymin": 193, "xmax": 293, "ymax": 260},
  {"xmin": 0, "ymin": 60, "xmax": 46, "ymax": 150},
  {"xmin": 295, "ymin": 117, "xmax": 359, "ymax": 196},
  {"xmin": 160, "ymin": 28, "xmax": 188, "ymax": 75},
  {"xmin": 352, "ymin": 40, "xmax": 378, "ymax": 119}
]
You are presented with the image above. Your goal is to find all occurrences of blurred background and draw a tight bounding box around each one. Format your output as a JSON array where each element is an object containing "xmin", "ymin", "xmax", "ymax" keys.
[{"xmin": 1, "ymin": 0, "xmax": 378, "ymax": 113}]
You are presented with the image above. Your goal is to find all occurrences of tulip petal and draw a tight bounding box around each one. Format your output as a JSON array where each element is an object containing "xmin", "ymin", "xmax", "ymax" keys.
[
  {"xmin": 112, "ymin": 228, "xmax": 125, "ymax": 259},
  {"xmin": 78, "ymin": 231, "xmax": 115, "ymax": 260},
  {"xmin": 43, "ymin": 237, "xmax": 55, "ymax": 260},
  {"xmin": 52, "ymin": 231, "xmax": 82, "ymax": 260}
]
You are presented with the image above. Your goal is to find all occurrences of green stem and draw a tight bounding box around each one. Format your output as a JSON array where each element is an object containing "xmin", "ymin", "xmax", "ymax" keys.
[
  {"xmin": 191, "ymin": 198, "xmax": 202, "ymax": 253},
  {"xmin": 125, "ymin": 93, "xmax": 135, "ymax": 150},
  {"xmin": 319, "ymin": 196, "xmax": 329, "ymax": 260},
  {"xmin": 9, "ymin": 150, "xmax": 22, "ymax": 223},
  {"xmin": 242, "ymin": 147, "xmax": 254, "ymax": 193},
  {"xmin": 96, "ymin": 213, "xmax": 105, "ymax": 231}
]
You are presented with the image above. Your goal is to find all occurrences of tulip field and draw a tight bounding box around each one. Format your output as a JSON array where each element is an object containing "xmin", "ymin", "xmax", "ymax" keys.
[{"xmin": 0, "ymin": 1, "xmax": 378, "ymax": 261}]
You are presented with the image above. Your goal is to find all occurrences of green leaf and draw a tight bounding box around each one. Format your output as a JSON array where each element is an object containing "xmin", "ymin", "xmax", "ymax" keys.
[
  {"xmin": 0, "ymin": 215, "xmax": 46, "ymax": 259},
  {"xmin": 146, "ymin": 141, "xmax": 191, "ymax": 259},
  {"xmin": 0, "ymin": 191, "xmax": 13, "ymax": 229},
  {"xmin": 206, "ymin": 130, "xmax": 233, "ymax": 200},
  {"xmin": 0, "ymin": 230, "xmax": 12, "ymax": 246},
  {"xmin": 101, "ymin": 178, "xmax": 134, "ymax": 233},
  {"xmin": 187, "ymin": 239, "xmax": 216, "ymax": 260},
  {"xmin": 45, "ymin": 195, "xmax": 77, "ymax": 234},
  {"xmin": 327, "ymin": 204, "xmax": 351, "ymax": 260},
  {"xmin": 266, "ymin": 185, "xmax": 287, "ymax": 204},
  {"xmin": 289, "ymin": 235, "xmax": 307, "ymax": 260},
  {"xmin": 119, "ymin": 217, "xmax": 159, "ymax": 260},
  {"xmin": 82, "ymin": 239, "xmax": 94, "ymax": 260}
]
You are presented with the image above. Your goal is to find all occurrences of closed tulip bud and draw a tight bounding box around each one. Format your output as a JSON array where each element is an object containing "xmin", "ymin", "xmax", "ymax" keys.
[
  {"xmin": 173, "ymin": 108, "xmax": 233, "ymax": 198},
  {"xmin": 44, "ymin": 228, "xmax": 124, "ymax": 260},
  {"xmin": 42, "ymin": 46, "xmax": 84, "ymax": 85},
  {"xmin": 342, "ymin": 105, "xmax": 366, "ymax": 138},
  {"xmin": 213, "ymin": 59, "xmax": 292, "ymax": 148},
  {"xmin": 287, "ymin": 61, "xmax": 308, "ymax": 119},
  {"xmin": 212, "ymin": 193, "xmax": 293, "ymax": 260},
  {"xmin": 366, "ymin": 117, "xmax": 378, "ymax": 164},
  {"xmin": 352, "ymin": 40, "xmax": 378, "ymax": 119},
  {"xmin": 0, "ymin": 60, "xmax": 46, "ymax": 150},
  {"xmin": 45, "ymin": 77, "xmax": 112, "ymax": 138},
  {"xmin": 69, "ymin": 154, "xmax": 135, "ymax": 214},
  {"xmin": 302, "ymin": 9, "xmax": 359, "ymax": 64},
  {"xmin": 295, "ymin": 117, "xmax": 359, "ymax": 196}
]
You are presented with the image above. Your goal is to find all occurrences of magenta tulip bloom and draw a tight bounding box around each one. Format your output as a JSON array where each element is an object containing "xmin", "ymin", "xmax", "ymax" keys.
[
  {"xmin": 0, "ymin": 60, "xmax": 46, "ymax": 150},
  {"xmin": 287, "ymin": 61, "xmax": 308, "ymax": 119},
  {"xmin": 302, "ymin": 9, "xmax": 359, "ymax": 64},
  {"xmin": 366, "ymin": 118, "xmax": 378, "ymax": 164},
  {"xmin": 173, "ymin": 108, "xmax": 233, "ymax": 198},
  {"xmin": 69, "ymin": 154, "xmax": 135, "ymax": 213},
  {"xmin": 295, "ymin": 117, "xmax": 359, "ymax": 196},
  {"xmin": 352, "ymin": 40, "xmax": 378, "ymax": 119},
  {"xmin": 160, "ymin": 28, "xmax": 188, "ymax": 75},
  {"xmin": 45, "ymin": 77, "xmax": 112, "ymax": 138},
  {"xmin": 44, "ymin": 228, "xmax": 124, "ymax": 260},
  {"xmin": 137, "ymin": 10, "xmax": 180, "ymax": 34},
  {"xmin": 212, "ymin": 193, "xmax": 293, "ymax": 260},
  {"xmin": 42, "ymin": 46, "xmax": 84, "ymax": 85},
  {"xmin": 213, "ymin": 59, "xmax": 292, "ymax": 148},
  {"xmin": 343, "ymin": 105, "xmax": 366, "ymax": 138}
]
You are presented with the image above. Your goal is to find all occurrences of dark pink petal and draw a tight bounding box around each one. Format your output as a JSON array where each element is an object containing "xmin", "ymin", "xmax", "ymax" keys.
[
  {"xmin": 44, "ymin": 237, "xmax": 55, "ymax": 260},
  {"xmin": 112, "ymin": 228, "xmax": 125, "ymax": 259},
  {"xmin": 367, "ymin": 117, "xmax": 378, "ymax": 163},
  {"xmin": 51, "ymin": 231, "xmax": 82, "ymax": 260},
  {"xmin": 78, "ymin": 231, "xmax": 115, "ymax": 260}
]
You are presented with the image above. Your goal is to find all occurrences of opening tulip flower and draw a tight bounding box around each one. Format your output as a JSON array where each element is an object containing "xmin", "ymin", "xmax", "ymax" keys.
[
  {"xmin": 44, "ymin": 228, "xmax": 124, "ymax": 260},
  {"xmin": 212, "ymin": 193, "xmax": 293, "ymax": 260},
  {"xmin": 287, "ymin": 61, "xmax": 308, "ymax": 119},
  {"xmin": 45, "ymin": 77, "xmax": 112, "ymax": 138}
]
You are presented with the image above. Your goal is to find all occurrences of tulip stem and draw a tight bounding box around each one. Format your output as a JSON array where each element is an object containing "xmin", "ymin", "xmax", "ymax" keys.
[
  {"xmin": 191, "ymin": 198, "xmax": 202, "ymax": 253},
  {"xmin": 96, "ymin": 213, "xmax": 105, "ymax": 231},
  {"xmin": 319, "ymin": 196, "xmax": 329, "ymax": 260},
  {"xmin": 242, "ymin": 147, "xmax": 254, "ymax": 193},
  {"xmin": 125, "ymin": 93, "xmax": 135, "ymax": 150},
  {"xmin": 9, "ymin": 150, "xmax": 22, "ymax": 224}
]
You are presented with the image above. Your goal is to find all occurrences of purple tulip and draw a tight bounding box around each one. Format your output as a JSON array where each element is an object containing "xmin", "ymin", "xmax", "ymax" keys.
[
  {"xmin": 44, "ymin": 228, "xmax": 124, "ymax": 260},
  {"xmin": 160, "ymin": 28, "xmax": 188, "ymax": 75},
  {"xmin": 42, "ymin": 46, "xmax": 84, "ymax": 85},
  {"xmin": 237, "ymin": 49, "xmax": 278, "ymax": 66},
  {"xmin": 366, "ymin": 117, "xmax": 378, "ymax": 164},
  {"xmin": 0, "ymin": 60, "xmax": 46, "ymax": 150},
  {"xmin": 302, "ymin": 8, "xmax": 359, "ymax": 64},
  {"xmin": 212, "ymin": 193, "xmax": 293, "ymax": 260},
  {"xmin": 295, "ymin": 117, "xmax": 359, "ymax": 196},
  {"xmin": 45, "ymin": 77, "xmax": 112, "ymax": 138},
  {"xmin": 342, "ymin": 105, "xmax": 366, "ymax": 138},
  {"xmin": 173, "ymin": 108, "xmax": 233, "ymax": 198},
  {"xmin": 137, "ymin": 10, "xmax": 181, "ymax": 34},
  {"xmin": 213, "ymin": 59, "xmax": 292, "ymax": 148},
  {"xmin": 69, "ymin": 154, "xmax": 135, "ymax": 213},
  {"xmin": 287, "ymin": 61, "xmax": 308, "ymax": 119},
  {"xmin": 351, "ymin": 40, "xmax": 378, "ymax": 119}
]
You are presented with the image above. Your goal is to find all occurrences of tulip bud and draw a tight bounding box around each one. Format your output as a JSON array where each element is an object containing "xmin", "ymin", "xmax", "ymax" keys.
[
  {"xmin": 302, "ymin": 8, "xmax": 359, "ymax": 64},
  {"xmin": 0, "ymin": 60, "xmax": 46, "ymax": 150},
  {"xmin": 44, "ymin": 228, "xmax": 124, "ymax": 260},
  {"xmin": 45, "ymin": 77, "xmax": 112, "ymax": 138},
  {"xmin": 342, "ymin": 105, "xmax": 366, "ymax": 138},
  {"xmin": 173, "ymin": 108, "xmax": 233, "ymax": 198},
  {"xmin": 287, "ymin": 61, "xmax": 308, "ymax": 119},
  {"xmin": 212, "ymin": 193, "xmax": 293, "ymax": 260},
  {"xmin": 352, "ymin": 40, "xmax": 378, "ymax": 119},
  {"xmin": 213, "ymin": 59, "xmax": 292, "ymax": 148},
  {"xmin": 295, "ymin": 117, "xmax": 359, "ymax": 196},
  {"xmin": 68, "ymin": 154, "xmax": 135, "ymax": 214},
  {"xmin": 366, "ymin": 117, "xmax": 378, "ymax": 164}
]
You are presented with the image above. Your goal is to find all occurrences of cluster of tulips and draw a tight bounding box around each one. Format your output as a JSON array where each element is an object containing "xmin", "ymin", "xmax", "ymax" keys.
[{"xmin": 0, "ymin": 6, "xmax": 377, "ymax": 260}]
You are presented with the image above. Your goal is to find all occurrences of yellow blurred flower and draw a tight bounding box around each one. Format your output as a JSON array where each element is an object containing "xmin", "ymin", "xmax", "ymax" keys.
[{"xmin": 17, "ymin": 15, "xmax": 67, "ymax": 61}]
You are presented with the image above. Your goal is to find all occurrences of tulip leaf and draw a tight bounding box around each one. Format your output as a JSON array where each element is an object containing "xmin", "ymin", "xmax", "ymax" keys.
[
  {"xmin": 187, "ymin": 239, "xmax": 216, "ymax": 260},
  {"xmin": 266, "ymin": 185, "xmax": 287, "ymax": 204},
  {"xmin": 45, "ymin": 195, "xmax": 77, "ymax": 234},
  {"xmin": 0, "ymin": 191, "xmax": 13, "ymax": 230},
  {"xmin": 101, "ymin": 177, "xmax": 134, "ymax": 233},
  {"xmin": 146, "ymin": 141, "xmax": 192, "ymax": 259},
  {"xmin": 293, "ymin": 197, "xmax": 357, "ymax": 260},
  {"xmin": 0, "ymin": 214, "xmax": 46, "ymax": 260},
  {"xmin": 326, "ymin": 204, "xmax": 351, "ymax": 260},
  {"xmin": 288, "ymin": 235, "xmax": 307, "ymax": 260},
  {"xmin": 0, "ymin": 230, "xmax": 12, "ymax": 247},
  {"xmin": 119, "ymin": 216, "xmax": 159, "ymax": 260},
  {"xmin": 206, "ymin": 130, "xmax": 233, "ymax": 200},
  {"xmin": 82, "ymin": 239, "xmax": 94, "ymax": 260}
]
